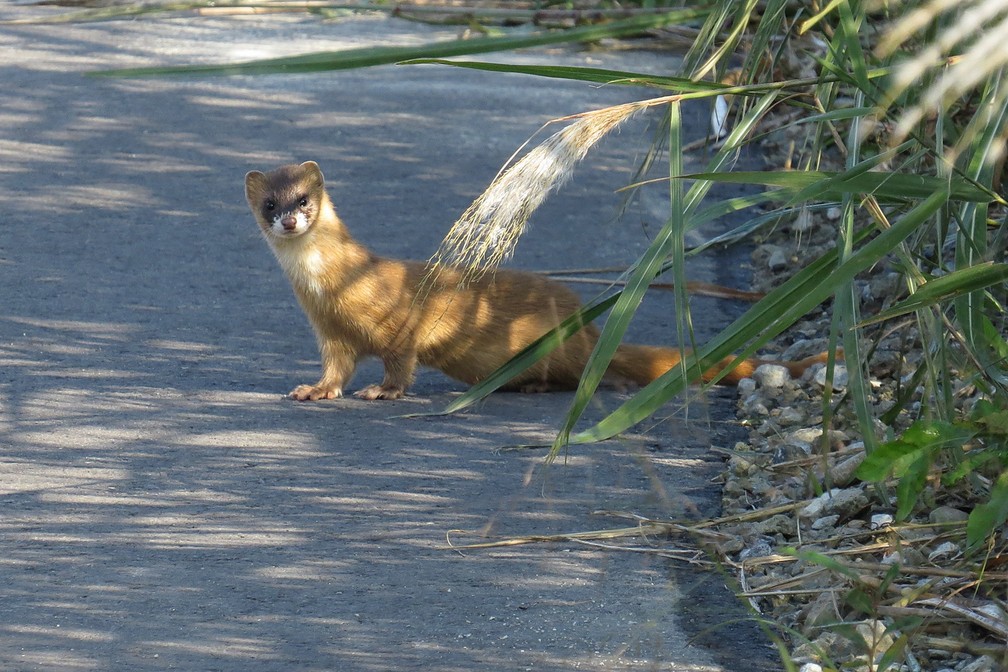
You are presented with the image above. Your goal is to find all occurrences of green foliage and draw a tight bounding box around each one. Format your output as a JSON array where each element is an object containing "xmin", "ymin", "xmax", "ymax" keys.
[{"xmin": 856, "ymin": 404, "xmax": 1008, "ymax": 547}]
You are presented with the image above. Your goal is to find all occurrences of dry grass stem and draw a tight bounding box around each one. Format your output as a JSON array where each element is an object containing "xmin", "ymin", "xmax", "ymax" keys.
[
  {"xmin": 545, "ymin": 275, "xmax": 766, "ymax": 301},
  {"xmin": 440, "ymin": 520, "xmax": 677, "ymax": 550}
]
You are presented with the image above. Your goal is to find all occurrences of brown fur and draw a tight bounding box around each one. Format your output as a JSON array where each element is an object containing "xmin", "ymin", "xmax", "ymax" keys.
[{"xmin": 244, "ymin": 161, "xmax": 834, "ymax": 400}]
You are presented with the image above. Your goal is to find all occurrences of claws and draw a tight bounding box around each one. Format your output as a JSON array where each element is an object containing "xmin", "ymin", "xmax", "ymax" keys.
[
  {"xmin": 289, "ymin": 384, "xmax": 343, "ymax": 401},
  {"xmin": 353, "ymin": 384, "xmax": 405, "ymax": 400}
]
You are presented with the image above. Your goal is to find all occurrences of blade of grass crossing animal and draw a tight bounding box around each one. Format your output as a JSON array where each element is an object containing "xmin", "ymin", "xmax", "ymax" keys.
[
  {"xmin": 572, "ymin": 252, "xmax": 849, "ymax": 445},
  {"xmin": 571, "ymin": 189, "xmax": 952, "ymax": 444},
  {"xmin": 551, "ymin": 101, "xmax": 687, "ymax": 453},
  {"xmin": 431, "ymin": 293, "xmax": 621, "ymax": 416},
  {"xmin": 549, "ymin": 94, "xmax": 775, "ymax": 453},
  {"xmin": 568, "ymin": 234, "xmax": 857, "ymax": 446}
]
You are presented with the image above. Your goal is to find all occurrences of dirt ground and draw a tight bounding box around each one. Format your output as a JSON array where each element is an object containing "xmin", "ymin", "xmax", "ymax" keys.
[{"xmin": 0, "ymin": 5, "xmax": 778, "ymax": 670}]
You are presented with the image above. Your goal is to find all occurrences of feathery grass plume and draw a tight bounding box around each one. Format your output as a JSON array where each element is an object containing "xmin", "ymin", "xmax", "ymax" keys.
[
  {"xmin": 428, "ymin": 95, "xmax": 679, "ymax": 286},
  {"xmin": 877, "ymin": 0, "xmax": 1008, "ymax": 164}
]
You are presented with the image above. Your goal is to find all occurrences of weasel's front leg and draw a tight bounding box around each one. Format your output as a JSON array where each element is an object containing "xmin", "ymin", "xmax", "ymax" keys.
[
  {"xmin": 290, "ymin": 339, "xmax": 357, "ymax": 401},
  {"xmin": 354, "ymin": 351, "xmax": 417, "ymax": 400}
]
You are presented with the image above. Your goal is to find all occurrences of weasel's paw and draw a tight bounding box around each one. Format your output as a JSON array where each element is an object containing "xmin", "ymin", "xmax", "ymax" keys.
[
  {"xmin": 354, "ymin": 384, "xmax": 405, "ymax": 400},
  {"xmin": 289, "ymin": 384, "xmax": 343, "ymax": 401}
]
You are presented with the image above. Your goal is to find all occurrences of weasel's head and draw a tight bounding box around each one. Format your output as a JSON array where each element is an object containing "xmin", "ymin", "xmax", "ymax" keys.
[{"xmin": 244, "ymin": 161, "xmax": 328, "ymax": 241}]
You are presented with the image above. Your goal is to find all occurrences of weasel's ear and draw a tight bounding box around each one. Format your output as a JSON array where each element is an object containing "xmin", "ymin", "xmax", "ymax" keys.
[
  {"xmin": 244, "ymin": 170, "xmax": 267, "ymax": 202},
  {"xmin": 300, "ymin": 161, "xmax": 324, "ymax": 188}
]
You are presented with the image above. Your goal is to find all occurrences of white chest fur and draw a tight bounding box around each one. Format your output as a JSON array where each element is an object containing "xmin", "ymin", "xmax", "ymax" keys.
[{"xmin": 274, "ymin": 244, "xmax": 326, "ymax": 297}]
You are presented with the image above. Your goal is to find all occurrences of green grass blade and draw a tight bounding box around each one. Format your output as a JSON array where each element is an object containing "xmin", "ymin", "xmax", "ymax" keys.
[
  {"xmin": 681, "ymin": 169, "xmax": 994, "ymax": 203},
  {"xmin": 571, "ymin": 188, "xmax": 951, "ymax": 444},
  {"xmin": 550, "ymin": 101, "xmax": 686, "ymax": 452},
  {"xmin": 90, "ymin": 11, "xmax": 706, "ymax": 78},
  {"xmin": 423, "ymin": 293, "xmax": 621, "ymax": 416},
  {"xmin": 3, "ymin": 0, "xmax": 233, "ymax": 24},
  {"xmin": 967, "ymin": 469, "xmax": 1008, "ymax": 548},
  {"xmin": 835, "ymin": 85, "xmax": 877, "ymax": 456},
  {"xmin": 668, "ymin": 100, "xmax": 694, "ymax": 397},
  {"xmin": 836, "ymin": 1, "xmax": 872, "ymax": 97},
  {"xmin": 402, "ymin": 60, "xmax": 729, "ymax": 91},
  {"xmin": 546, "ymin": 92, "xmax": 777, "ymax": 451},
  {"xmin": 860, "ymin": 263, "xmax": 1008, "ymax": 327},
  {"xmin": 954, "ymin": 75, "xmax": 1008, "ymax": 384}
]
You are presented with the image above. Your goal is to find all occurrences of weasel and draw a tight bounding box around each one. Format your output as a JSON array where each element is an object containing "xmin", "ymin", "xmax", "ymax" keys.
[{"xmin": 245, "ymin": 161, "xmax": 833, "ymax": 401}]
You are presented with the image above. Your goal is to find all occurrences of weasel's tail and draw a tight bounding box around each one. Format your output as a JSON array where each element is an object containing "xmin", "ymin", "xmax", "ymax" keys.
[{"xmin": 608, "ymin": 345, "xmax": 842, "ymax": 387}]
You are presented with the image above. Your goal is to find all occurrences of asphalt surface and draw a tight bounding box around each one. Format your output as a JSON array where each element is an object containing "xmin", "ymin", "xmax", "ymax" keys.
[{"xmin": 0, "ymin": 5, "xmax": 778, "ymax": 671}]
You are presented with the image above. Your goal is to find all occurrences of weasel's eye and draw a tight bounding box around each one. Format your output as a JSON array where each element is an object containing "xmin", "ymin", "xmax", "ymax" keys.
[
  {"xmin": 265, "ymin": 199, "xmax": 276, "ymax": 212},
  {"xmin": 298, "ymin": 196, "xmax": 309, "ymax": 208}
]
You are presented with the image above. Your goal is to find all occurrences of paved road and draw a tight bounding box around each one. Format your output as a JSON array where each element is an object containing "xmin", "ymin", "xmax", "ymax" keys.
[{"xmin": 0, "ymin": 6, "xmax": 776, "ymax": 671}]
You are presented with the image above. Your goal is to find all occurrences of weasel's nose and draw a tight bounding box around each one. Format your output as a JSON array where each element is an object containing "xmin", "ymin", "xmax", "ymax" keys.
[{"xmin": 281, "ymin": 215, "xmax": 298, "ymax": 231}]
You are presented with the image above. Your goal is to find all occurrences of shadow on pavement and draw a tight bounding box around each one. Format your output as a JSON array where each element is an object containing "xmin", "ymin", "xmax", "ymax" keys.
[{"xmin": 0, "ymin": 7, "xmax": 779, "ymax": 671}]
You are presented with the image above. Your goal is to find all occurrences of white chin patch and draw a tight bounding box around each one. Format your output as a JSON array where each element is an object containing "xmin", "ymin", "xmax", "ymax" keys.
[{"xmin": 271, "ymin": 212, "xmax": 310, "ymax": 236}]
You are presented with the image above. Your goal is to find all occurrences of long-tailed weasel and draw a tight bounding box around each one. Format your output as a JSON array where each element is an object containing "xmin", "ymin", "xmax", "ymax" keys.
[{"xmin": 245, "ymin": 161, "xmax": 832, "ymax": 401}]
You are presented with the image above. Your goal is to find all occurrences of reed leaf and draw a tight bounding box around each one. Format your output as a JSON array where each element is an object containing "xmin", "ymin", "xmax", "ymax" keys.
[
  {"xmin": 90, "ymin": 11, "xmax": 705, "ymax": 78},
  {"xmin": 571, "ymin": 189, "xmax": 951, "ymax": 445},
  {"xmin": 860, "ymin": 263, "xmax": 1008, "ymax": 327},
  {"xmin": 681, "ymin": 170, "xmax": 995, "ymax": 204}
]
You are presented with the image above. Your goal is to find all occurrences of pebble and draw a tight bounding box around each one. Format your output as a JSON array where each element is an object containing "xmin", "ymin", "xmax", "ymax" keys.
[
  {"xmin": 855, "ymin": 621, "xmax": 895, "ymax": 659},
  {"xmin": 929, "ymin": 505, "xmax": 969, "ymax": 525},
  {"xmin": 829, "ymin": 446, "xmax": 866, "ymax": 486},
  {"xmin": 778, "ymin": 406, "xmax": 805, "ymax": 426},
  {"xmin": 753, "ymin": 363, "xmax": 791, "ymax": 388},
  {"xmin": 742, "ymin": 396, "xmax": 770, "ymax": 416},
  {"xmin": 782, "ymin": 338, "xmax": 822, "ymax": 361},
  {"xmin": 729, "ymin": 454, "xmax": 757, "ymax": 477},
  {"xmin": 755, "ymin": 514, "xmax": 794, "ymax": 537},
  {"xmin": 739, "ymin": 537, "xmax": 774, "ymax": 560},
  {"xmin": 870, "ymin": 513, "xmax": 894, "ymax": 530},
  {"xmin": 811, "ymin": 514, "xmax": 839, "ymax": 530},
  {"xmin": 865, "ymin": 271, "xmax": 903, "ymax": 304},
  {"xmin": 773, "ymin": 442, "xmax": 811, "ymax": 462},
  {"xmin": 768, "ymin": 247, "xmax": 789, "ymax": 271},
  {"xmin": 813, "ymin": 363, "xmax": 849, "ymax": 390},
  {"xmin": 799, "ymin": 487, "xmax": 869, "ymax": 520},
  {"xmin": 928, "ymin": 541, "xmax": 960, "ymax": 561},
  {"xmin": 959, "ymin": 655, "xmax": 998, "ymax": 672},
  {"xmin": 801, "ymin": 592, "xmax": 837, "ymax": 635},
  {"xmin": 782, "ymin": 427, "xmax": 823, "ymax": 454}
]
